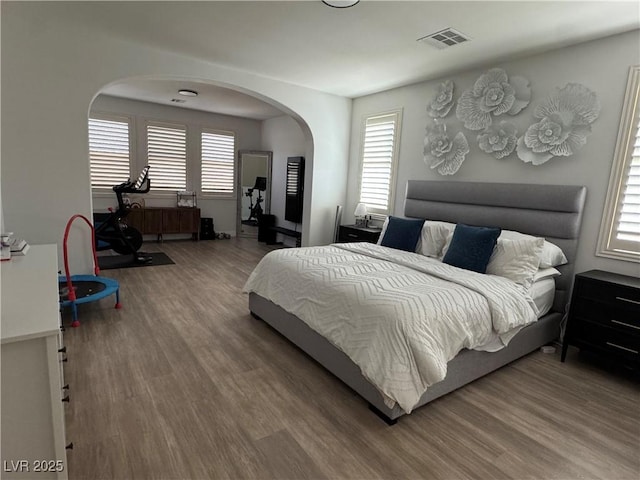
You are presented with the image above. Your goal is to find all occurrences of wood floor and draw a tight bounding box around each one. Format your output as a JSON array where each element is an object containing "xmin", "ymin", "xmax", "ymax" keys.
[{"xmin": 64, "ymin": 238, "xmax": 639, "ymax": 480}]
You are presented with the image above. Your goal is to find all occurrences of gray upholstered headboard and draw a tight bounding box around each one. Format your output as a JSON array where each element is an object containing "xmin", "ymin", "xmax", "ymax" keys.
[{"xmin": 404, "ymin": 180, "xmax": 586, "ymax": 313}]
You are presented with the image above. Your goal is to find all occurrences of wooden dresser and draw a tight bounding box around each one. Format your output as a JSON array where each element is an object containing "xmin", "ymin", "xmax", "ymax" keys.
[
  {"xmin": 126, "ymin": 207, "xmax": 200, "ymax": 241},
  {"xmin": 1, "ymin": 244, "xmax": 69, "ymax": 479},
  {"xmin": 561, "ymin": 269, "xmax": 640, "ymax": 368}
]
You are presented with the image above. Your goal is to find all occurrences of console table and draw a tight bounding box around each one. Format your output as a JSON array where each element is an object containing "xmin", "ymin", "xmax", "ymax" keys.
[{"xmin": 127, "ymin": 207, "xmax": 200, "ymax": 242}]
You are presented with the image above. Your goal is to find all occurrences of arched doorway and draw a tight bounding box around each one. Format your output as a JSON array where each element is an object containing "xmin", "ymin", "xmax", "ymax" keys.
[{"xmin": 88, "ymin": 76, "xmax": 311, "ymax": 246}]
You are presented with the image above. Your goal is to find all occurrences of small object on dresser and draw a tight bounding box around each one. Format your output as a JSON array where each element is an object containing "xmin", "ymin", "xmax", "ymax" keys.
[
  {"xmin": 177, "ymin": 191, "xmax": 197, "ymax": 208},
  {"xmin": 1, "ymin": 232, "xmax": 12, "ymax": 261},
  {"xmin": 561, "ymin": 270, "xmax": 640, "ymax": 368},
  {"xmin": 11, "ymin": 241, "xmax": 30, "ymax": 256}
]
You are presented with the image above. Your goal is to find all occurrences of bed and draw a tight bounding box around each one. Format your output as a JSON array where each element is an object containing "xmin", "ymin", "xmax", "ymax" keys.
[{"xmin": 245, "ymin": 180, "xmax": 586, "ymax": 423}]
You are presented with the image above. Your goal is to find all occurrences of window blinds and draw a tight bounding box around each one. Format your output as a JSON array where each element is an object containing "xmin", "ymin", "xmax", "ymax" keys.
[
  {"xmin": 201, "ymin": 130, "xmax": 235, "ymax": 195},
  {"xmin": 615, "ymin": 112, "xmax": 640, "ymax": 245},
  {"xmin": 147, "ymin": 123, "xmax": 187, "ymax": 191},
  {"xmin": 89, "ymin": 116, "xmax": 131, "ymax": 189},
  {"xmin": 599, "ymin": 65, "xmax": 640, "ymax": 261},
  {"xmin": 359, "ymin": 112, "xmax": 399, "ymax": 214}
]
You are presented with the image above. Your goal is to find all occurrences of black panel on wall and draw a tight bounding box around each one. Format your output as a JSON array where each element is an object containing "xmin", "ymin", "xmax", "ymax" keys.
[{"xmin": 285, "ymin": 156, "xmax": 304, "ymax": 223}]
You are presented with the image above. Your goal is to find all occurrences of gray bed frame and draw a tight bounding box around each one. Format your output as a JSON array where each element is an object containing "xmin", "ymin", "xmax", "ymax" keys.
[{"xmin": 249, "ymin": 180, "xmax": 587, "ymax": 423}]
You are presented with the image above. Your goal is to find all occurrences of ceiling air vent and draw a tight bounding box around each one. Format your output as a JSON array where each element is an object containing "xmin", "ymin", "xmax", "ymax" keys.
[
  {"xmin": 418, "ymin": 28, "xmax": 470, "ymax": 49},
  {"xmin": 171, "ymin": 98, "xmax": 187, "ymax": 103}
]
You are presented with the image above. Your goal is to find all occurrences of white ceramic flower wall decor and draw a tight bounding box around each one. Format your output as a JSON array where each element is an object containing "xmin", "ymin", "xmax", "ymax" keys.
[
  {"xmin": 477, "ymin": 121, "xmax": 518, "ymax": 159},
  {"xmin": 516, "ymin": 83, "xmax": 601, "ymax": 165},
  {"xmin": 426, "ymin": 80, "xmax": 455, "ymax": 118},
  {"xmin": 424, "ymin": 122, "xmax": 470, "ymax": 175},
  {"xmin": 456, "ymin": 68, "xmax": 531, "ymax": 130}
]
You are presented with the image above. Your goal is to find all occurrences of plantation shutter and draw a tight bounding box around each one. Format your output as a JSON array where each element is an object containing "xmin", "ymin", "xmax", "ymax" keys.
[
  {"xmin": 88, "ymin": 116, "xmax": 131, "ymax": 189},
  {"xmin": 614, "ymin": 112, "xmax": 640, "ymax": 245},
  {"xmin": 359, "ymin": 112, "xmax": 401, "ymax": 214},
  {"xmin": 147, "ymin": 122, "xmax": 187, "ymax": 191},
  {"xmin": 201, "ymin": 130, "xmax": 235, "ymax": 195},
  {"xmin": 599, "ymin": 66, "xmax": 640, "ymax": 261}
]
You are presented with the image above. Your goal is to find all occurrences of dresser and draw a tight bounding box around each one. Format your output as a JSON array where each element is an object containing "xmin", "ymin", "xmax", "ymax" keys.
[
  {"xmin": 126, "ymin": 207, "xmax": 201, "ymax": 241},
  {"xmin": 561, "ymin": 269, "xmax": 640, "ymax": 368},
  {"xmin": 1, "ymin": 245, "xmax": 69, "ymax": 479},
  {"xmin": 338, "ymin": 225, "xmax": 382, "ymax": 243}
]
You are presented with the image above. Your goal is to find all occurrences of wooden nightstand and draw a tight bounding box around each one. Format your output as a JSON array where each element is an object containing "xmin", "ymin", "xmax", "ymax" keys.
[
  {"xmin": 338, "ymin": 225, "xmax": 382, "ymax": 243},
  {"xmin": 561, "ymin": 270, "xmax": 640, "ymax": 368}
]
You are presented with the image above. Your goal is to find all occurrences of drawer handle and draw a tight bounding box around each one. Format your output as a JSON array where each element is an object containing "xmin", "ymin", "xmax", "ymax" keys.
[
  {"xmin": 605, "ymin": 342, "xmax": 639, "ymax": 354},
  {"xmin": 611, "ymin": 319, "xmax": 640, "ymax": 330},
  {"xmin": 615, "ymin": 296, "xmax": 640, "ymax": 306}
]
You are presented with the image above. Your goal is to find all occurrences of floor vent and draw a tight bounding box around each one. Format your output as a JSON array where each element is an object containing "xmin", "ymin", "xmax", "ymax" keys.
[{"xmin": 418, "ymin": 28, "xmax": 470, "ymax": 49}]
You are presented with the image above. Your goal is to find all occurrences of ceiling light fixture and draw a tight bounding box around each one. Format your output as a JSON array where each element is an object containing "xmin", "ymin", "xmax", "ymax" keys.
[
  {"xmin": 178, "ymin": 89, "xmax": 198, "ymax": 97},
  {"xmin": 322, "ymin": 1, "xmax": 360, "ymax": 8}
]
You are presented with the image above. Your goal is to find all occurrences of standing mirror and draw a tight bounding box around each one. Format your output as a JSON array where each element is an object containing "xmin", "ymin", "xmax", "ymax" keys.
[{"xmin": 237, "ymin": 150, "xmax": 272, "ymax": 237}]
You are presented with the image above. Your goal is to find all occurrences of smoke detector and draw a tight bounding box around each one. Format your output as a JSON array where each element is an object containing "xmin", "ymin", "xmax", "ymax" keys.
[{"xmin": 418, "ymin": 28, "xmax": 470, "ymax": 49}]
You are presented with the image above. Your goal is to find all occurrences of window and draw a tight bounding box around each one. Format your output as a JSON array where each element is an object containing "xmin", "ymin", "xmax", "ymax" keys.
[
  {"xmin": 146, "ymin": 122, "xmax": 187, "ymax": 191},
  {"xmin": 598, "ymin": 66, "xmax": 640, "ymax": 262},
  {"xmin": 358, "ymin": 110, "xmax": 402, "ymax": 215},
  {"xmin": 201, "ymin": 129, "xmax": 235, "ymax": 195},
  {"xmin": 88, "ymin": 115, "xmax": 131, "ymax": 189}
]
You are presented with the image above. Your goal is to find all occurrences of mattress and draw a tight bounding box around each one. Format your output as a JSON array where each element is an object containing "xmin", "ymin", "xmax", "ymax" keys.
[{"xmin": 476, "ymin": 276, "xmax": 556, "ymax": 353}]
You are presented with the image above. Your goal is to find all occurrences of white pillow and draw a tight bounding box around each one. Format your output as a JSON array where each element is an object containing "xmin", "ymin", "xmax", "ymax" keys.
[
  {"xmin": 376, "ymin": 217, "xmax": 389, "ymax": 245},
  {"xmin": 533, "ymin": 267, "xmax": 561, "ymax": 282},
  {"xmin": 418, "ymin": 221, "xmax": 456, "ymax": 257},
  {"xmin": 499, "ymin": 230, "xmax": 568, "ymax": 268},
  {"xmin": 486, "ymin": 237, "xmax": 545, "ymax": 290}
]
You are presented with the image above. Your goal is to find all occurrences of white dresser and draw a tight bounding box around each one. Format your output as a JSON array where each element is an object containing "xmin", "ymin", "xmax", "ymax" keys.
[{"xmin": 1, "ymin": 244, "xmax": 69, "ymax": 479}]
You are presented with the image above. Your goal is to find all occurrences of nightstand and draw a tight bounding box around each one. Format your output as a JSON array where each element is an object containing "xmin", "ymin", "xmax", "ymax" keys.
[
  {"xmin": 561, "ymin": 270, "xmax": 640, "ymax": 368},
  {"xmin": 338, "ymin": 224, "xmax": 382, "ymax": 243}
]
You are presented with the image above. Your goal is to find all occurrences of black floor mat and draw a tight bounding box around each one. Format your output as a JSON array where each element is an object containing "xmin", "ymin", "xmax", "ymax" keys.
[{"xmin": 97, "ymin": 252, "xmax": 175, "ymax": 270}]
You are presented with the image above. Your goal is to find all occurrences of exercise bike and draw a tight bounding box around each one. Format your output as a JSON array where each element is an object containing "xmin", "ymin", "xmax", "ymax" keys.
[
  {"xmin": 245, "ymin": 176, "xmax": 266, "ymax": 225},
  {"xmin": 94, "ymin": 166, "xmax": 152, "ymax": 264}
]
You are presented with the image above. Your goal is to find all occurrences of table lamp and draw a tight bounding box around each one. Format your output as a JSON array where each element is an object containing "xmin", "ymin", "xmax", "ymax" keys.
[{"xmin": 354, "ymin": 203, "xmax": 367, "ymax": 227}]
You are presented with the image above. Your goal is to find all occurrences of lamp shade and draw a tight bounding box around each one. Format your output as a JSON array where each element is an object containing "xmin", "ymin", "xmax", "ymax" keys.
[{"xmin": 354, "ymin": 203, "xmax": 367, "ymax": 217}]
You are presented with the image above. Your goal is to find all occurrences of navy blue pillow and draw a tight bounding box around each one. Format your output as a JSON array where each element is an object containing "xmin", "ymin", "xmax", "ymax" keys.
[
  {"xmin": 442, "ymin": 224, "xmax": 501, "ymax": 273},
  {"xmin": 380, "ymin": 216, "xmax": 425, "ymax": 252}
]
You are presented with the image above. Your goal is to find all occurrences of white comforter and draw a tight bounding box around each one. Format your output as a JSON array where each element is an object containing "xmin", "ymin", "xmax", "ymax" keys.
[{"xmin": 243, "ymin": 243, "xmax": 537, "ymax": 413}]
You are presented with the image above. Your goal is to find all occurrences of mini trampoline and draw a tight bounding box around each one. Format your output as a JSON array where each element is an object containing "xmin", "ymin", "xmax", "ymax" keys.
[{"xmin": 59, "ymin": 214, "xmax": 122, "ymax": 327}]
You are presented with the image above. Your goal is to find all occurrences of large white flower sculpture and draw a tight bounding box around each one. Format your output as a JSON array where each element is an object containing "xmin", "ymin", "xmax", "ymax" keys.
[
  {"xmin": 424, "ymin": 123, "xmax": 469, "ymax": 175},
  {"xmin": 426, "ymin": 80, "xmax": 455, "ymax": 118},
  {"xmin": 477, "ymin": 121, "xmax": 518, "ymax": 159},
  {"xmin": 516, "ymin": 83, "xmax": 600, "ymax": 165},
  {"xmin": 456, "ymin": 68, "xmax": 531, "ymax": 130}
]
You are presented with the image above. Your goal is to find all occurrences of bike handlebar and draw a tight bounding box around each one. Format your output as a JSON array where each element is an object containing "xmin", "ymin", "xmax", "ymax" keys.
[{"xmin": 113, "ymin": 166, "xmax": 151, "ymax": 194}]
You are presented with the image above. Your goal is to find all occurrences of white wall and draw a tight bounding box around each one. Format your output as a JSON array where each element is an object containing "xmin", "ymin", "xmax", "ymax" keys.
[
  {"xmin": 91, "ymin": 95, "xmax": 263, "ymax": 236},
  {"xmin": 261, "ymin": 116, "xmax": 307, "ymax": 246},
  {"xmin": 348, "ymin": 30, "xmax": 640, "ymax": 278},
  {"xmin": 1, "ymin": 2, "xmax": 351, "ymax": 273}
]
